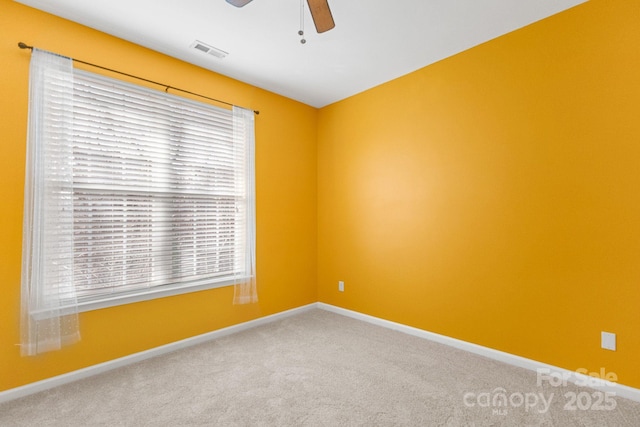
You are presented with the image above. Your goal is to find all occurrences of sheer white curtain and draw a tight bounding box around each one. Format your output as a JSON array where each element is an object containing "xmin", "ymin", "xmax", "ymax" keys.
[
  {"xmin": 232, "ymin": 106, "xmax": 258, "ymax": 304},
  {"xmin": 20, "ymin": 49, "xmax": 80, "ymax": 356},
  {"xmin": 20, "ymin": 49, "xmax": 256, "ymax": 356}
]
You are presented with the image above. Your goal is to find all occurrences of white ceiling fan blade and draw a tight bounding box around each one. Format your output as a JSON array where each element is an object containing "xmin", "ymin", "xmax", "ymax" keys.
[{"xmin": 226, "ymin": 0, "xmax": 253, "ymax": 7}]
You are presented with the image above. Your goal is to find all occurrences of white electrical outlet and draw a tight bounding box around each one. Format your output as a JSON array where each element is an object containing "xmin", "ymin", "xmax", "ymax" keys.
[
  {"xmin": 601, "ymin": 331, "xmax": 616, "ymax": 351},
  {"xmin": 338, "ymin": 281, "xmax": 344, "ymax": 292}
]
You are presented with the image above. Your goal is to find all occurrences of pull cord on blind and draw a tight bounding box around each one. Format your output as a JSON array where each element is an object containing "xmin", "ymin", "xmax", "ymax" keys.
[
  {"xmin": 18, "ymin": 42, "xmax": 260, "ymax": 115},
  {"xmin": 21, "ymin": 47, "xmax": 257, "ymax": 356}
]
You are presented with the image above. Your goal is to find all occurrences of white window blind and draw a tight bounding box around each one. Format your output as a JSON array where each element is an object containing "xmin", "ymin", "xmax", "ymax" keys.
[
  {"xmin": 22, "ymin": 47, "xmax": 256, "ymax": 351},
  {"xmin": 70, "ymin": 70, "xmax": 255, "ymax": 304}
]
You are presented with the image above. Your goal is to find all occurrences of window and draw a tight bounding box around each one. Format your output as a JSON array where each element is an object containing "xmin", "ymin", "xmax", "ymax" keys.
[
  {"xmin": 69, "ymin": 71, "xmax": 255, "ymax": 306},
  {"xmin": 21, "ymin": 49, "xmax": 256, "ymax": 355}
]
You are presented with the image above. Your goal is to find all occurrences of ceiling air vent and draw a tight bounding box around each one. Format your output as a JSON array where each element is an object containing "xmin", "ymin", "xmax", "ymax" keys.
[{"xmin": 190, "ymin": 40, "xmax": 228, "ymax": 59}]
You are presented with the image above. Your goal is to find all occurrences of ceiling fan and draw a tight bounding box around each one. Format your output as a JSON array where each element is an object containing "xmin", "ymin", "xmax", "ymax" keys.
[{"xmin": 226, "ymin": 0, "xmax": 335, "ymax": 33}]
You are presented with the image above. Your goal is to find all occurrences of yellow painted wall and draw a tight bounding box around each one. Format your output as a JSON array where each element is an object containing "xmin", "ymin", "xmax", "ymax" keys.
[
  {"xmin": 318, "ymin": 0, "xmax": 640, "ymax": 389},
  {"xmin": 0, "ymin": 0, "xmax": 317, "ymax": 392}
]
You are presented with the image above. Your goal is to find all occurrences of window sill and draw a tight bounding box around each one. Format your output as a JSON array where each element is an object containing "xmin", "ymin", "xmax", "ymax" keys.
[
  {"xmin": 31, "ymin": 276, "xmax": 250, "ymax": 319},
  {"xmin": 77, "ymin": 277, "xmax": 247, "ymax": 313}
]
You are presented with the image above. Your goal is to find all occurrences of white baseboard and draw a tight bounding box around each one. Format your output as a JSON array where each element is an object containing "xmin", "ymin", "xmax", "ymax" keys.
[
  {"xmin": 0, "ymin": 303, "xmax": 317, "ymax": 404},
  {"xmin": 317, "ymin": 303, "xmax": 640, "ymax": 403},
  {"xmin": 3, "ymin": 302, "xmax": 639, "ymax": 405}
]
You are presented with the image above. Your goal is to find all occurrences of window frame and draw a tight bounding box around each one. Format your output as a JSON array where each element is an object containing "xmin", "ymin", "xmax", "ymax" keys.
[{"xmin": 26, "ymin": 64, "xmax": 256, "ymax": 317}]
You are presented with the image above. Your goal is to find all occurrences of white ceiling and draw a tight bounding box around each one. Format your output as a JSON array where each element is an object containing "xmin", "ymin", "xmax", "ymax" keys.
[{"xmin": 16, "ymin": 0, "xmax": 587, "ymax": 108}]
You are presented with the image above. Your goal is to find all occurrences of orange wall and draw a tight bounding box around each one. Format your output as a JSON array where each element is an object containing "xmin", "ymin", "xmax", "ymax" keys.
[
  {"xmin": 3, "ymin": 0, "xmax": 640, "ymax": 395},
  {"xmin": 0, "ymin": 0, "xmax": 317, "ymax": 391},
  {"xmin": 318, "ymin": 0, "xmax": 640, "ymax": 389}
]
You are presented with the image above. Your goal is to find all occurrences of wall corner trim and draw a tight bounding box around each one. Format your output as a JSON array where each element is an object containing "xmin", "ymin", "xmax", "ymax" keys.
[{"xmin": 317, "ymin": 302, "xmax": 640, "ymax": 403}]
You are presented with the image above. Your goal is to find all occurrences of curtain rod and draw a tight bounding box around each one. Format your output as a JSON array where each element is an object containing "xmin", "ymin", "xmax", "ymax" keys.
[{"xmin": 18, "ymin": 42, "xmax": 259, "ymax": 115}]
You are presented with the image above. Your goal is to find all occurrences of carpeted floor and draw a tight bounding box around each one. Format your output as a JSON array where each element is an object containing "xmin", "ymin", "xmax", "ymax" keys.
[{"xmin": 1, "ymin": 309, "xmax": 639, "ymax": 426}]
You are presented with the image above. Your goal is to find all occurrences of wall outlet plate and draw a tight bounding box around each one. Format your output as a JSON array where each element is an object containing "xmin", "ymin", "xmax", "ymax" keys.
[
  {"xmin": 338, "ymin": 281, "xmax": 344, "ymax": 292},
  {"xmin": 601, "ymin": 331, "xmax": 616, "ymax": 351}
]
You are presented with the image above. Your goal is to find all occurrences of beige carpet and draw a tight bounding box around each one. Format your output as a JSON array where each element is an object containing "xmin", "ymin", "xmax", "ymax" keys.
[{"xmin": 1, "ymin": 309, "xmax": 639, "ymax": 426}]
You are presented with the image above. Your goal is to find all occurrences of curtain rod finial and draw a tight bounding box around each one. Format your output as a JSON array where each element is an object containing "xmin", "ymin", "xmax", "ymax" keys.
[{"xmin": 18, "ymin": 42, "xmax": 33, "ymax": 50}]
